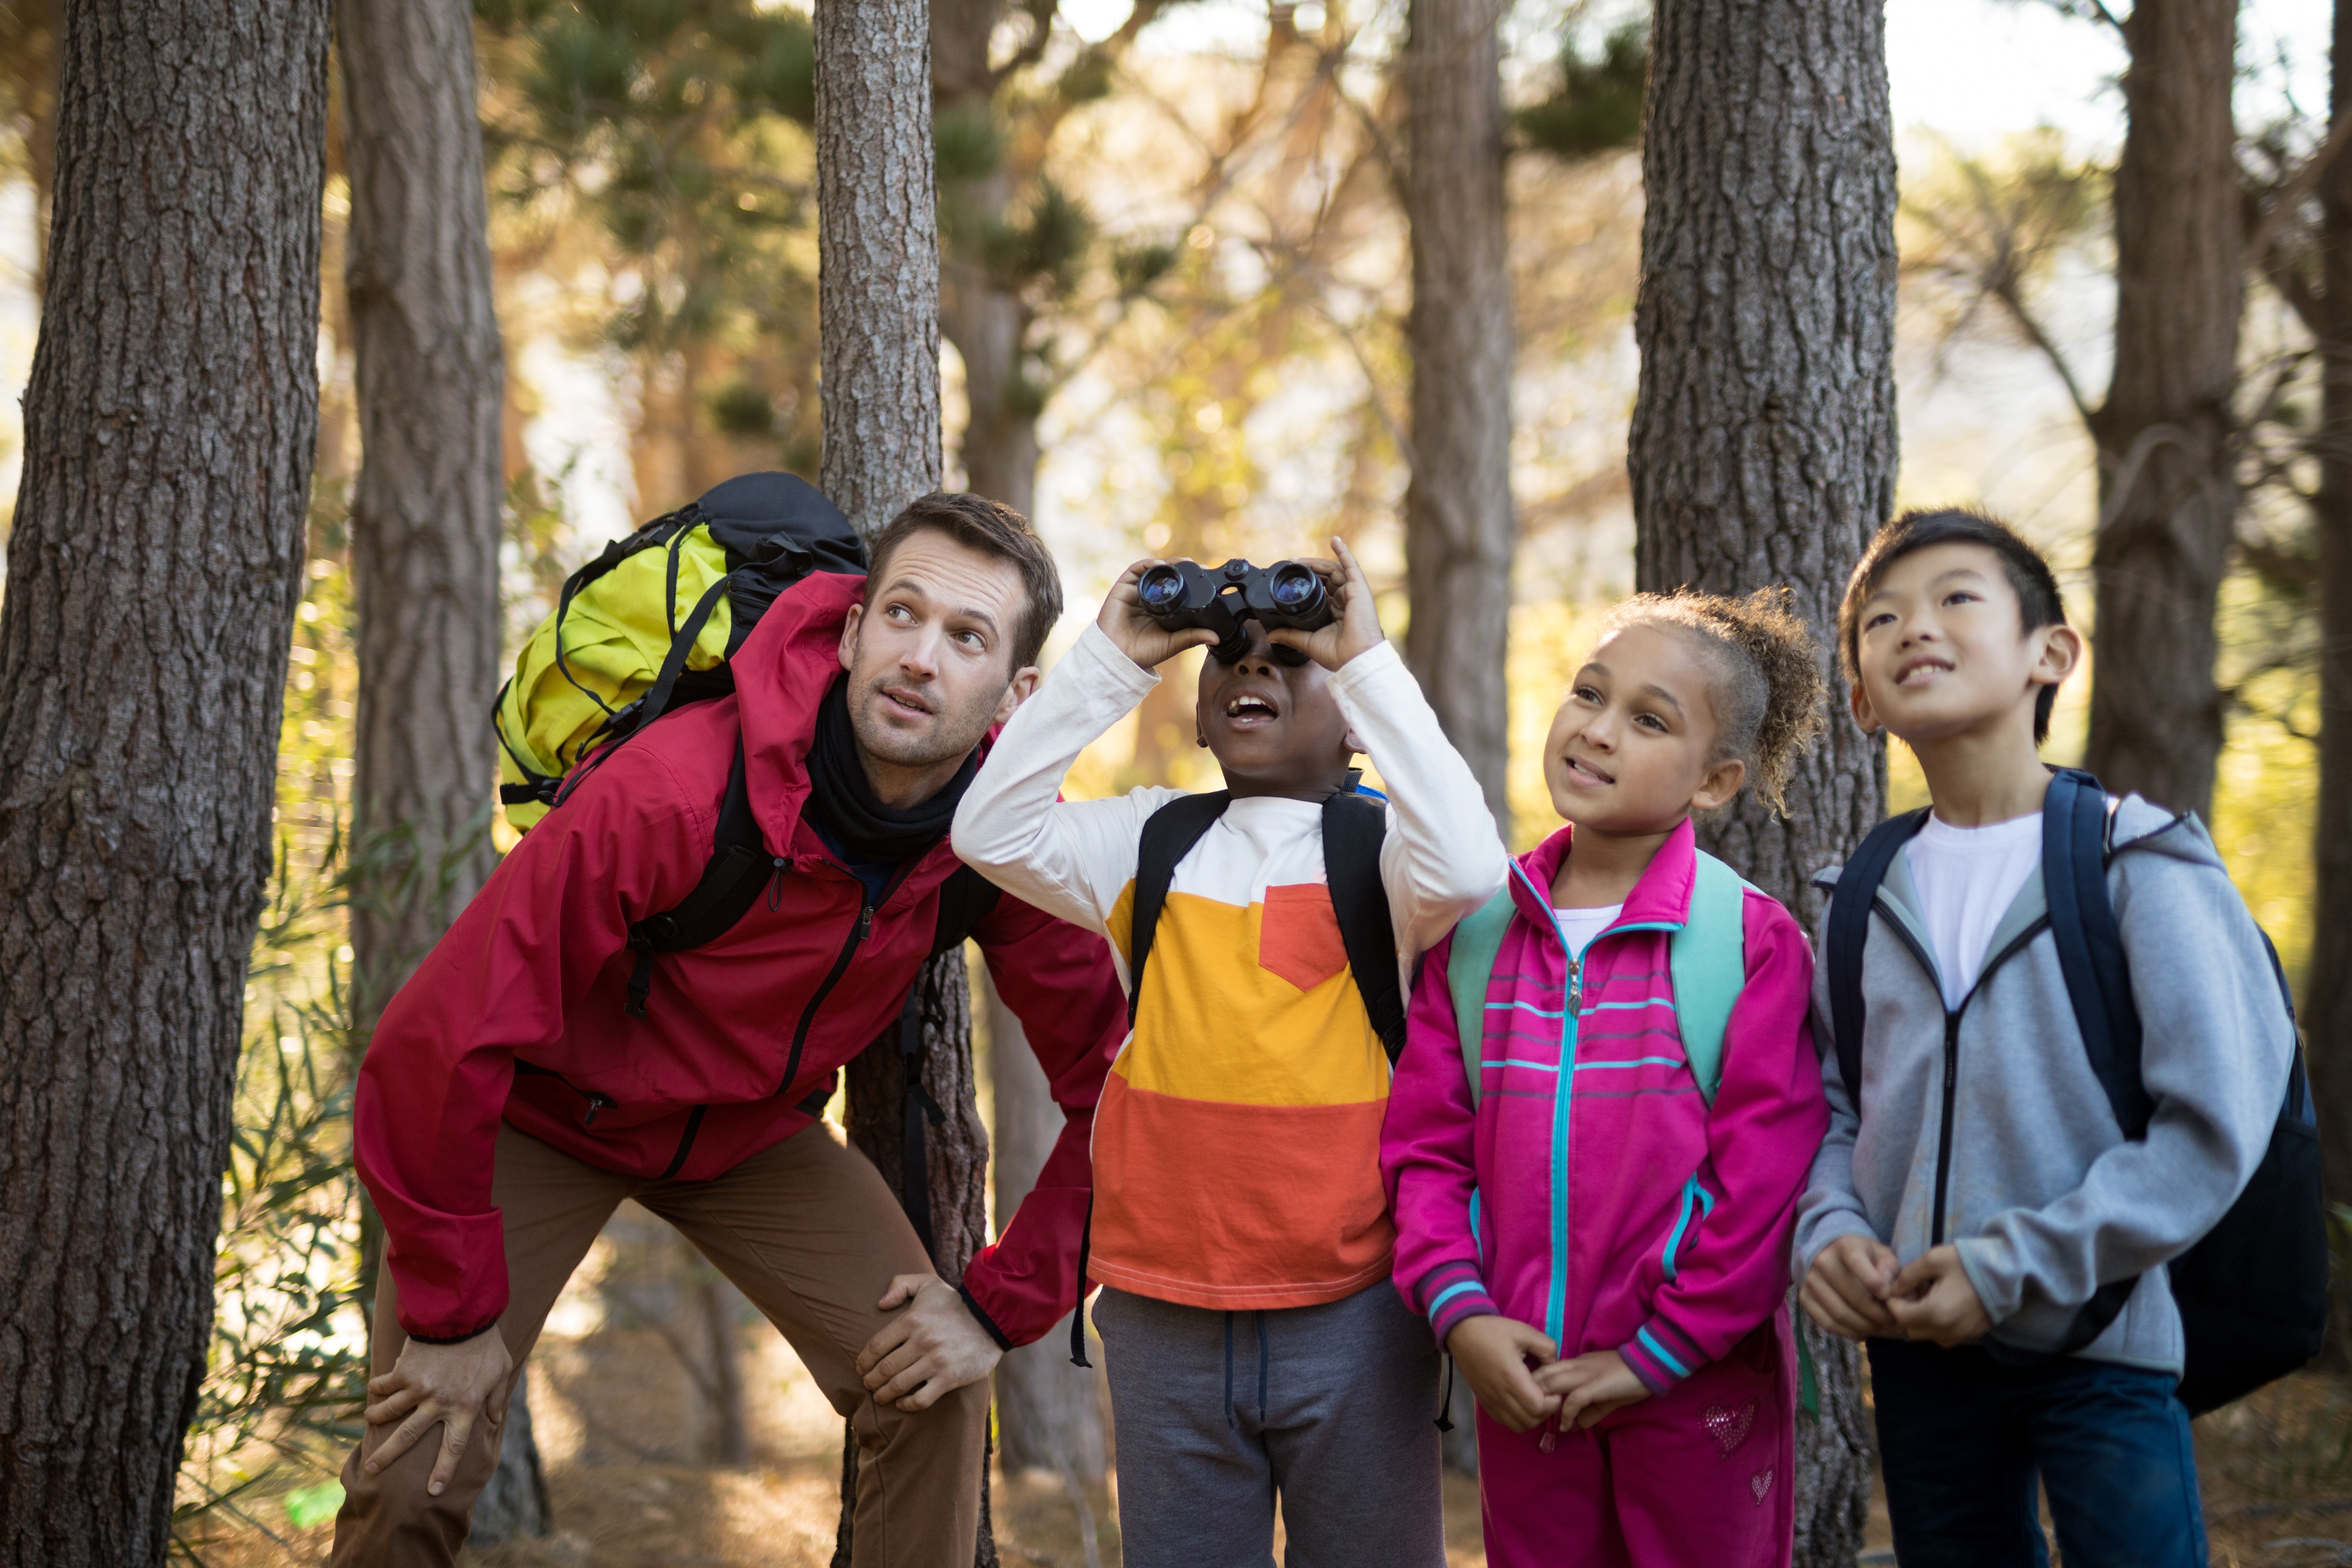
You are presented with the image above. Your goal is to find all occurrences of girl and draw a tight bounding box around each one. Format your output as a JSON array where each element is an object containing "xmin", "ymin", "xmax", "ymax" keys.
[{"xmin": 1381, "ymin": 590, "xmax": 1830, "ymax": 1568}]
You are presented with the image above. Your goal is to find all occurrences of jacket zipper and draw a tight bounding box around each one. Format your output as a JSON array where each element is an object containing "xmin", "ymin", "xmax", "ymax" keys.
[
  {"xmin": 513, "ymin": 1059, "xmax": 619, "ymax": 1128},
  {"xmin": 1882, "ymin": 900, "xmax": 2050, "ymax": 1248},
  {"xmin": 776, "ymin": 895, "xmax": 875, "ymax": 1095}
]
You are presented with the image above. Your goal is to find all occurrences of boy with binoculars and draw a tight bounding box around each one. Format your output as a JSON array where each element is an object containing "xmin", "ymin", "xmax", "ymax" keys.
[{"xmin": 953, "ymin": 540, "xmax": 1505, "ymax": 1568}]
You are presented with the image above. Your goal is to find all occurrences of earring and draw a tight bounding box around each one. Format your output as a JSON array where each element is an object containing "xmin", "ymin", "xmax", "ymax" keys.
[{"xmin": 1196, "ymin": 728, "xmax": 1209, "ymax": 748}]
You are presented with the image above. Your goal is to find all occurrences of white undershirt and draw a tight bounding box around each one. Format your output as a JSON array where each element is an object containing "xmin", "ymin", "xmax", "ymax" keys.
[
  {"xmin": 1552, "ymin": 903, "xmax": 1625, "ymax": 960},
  {"xmin": 1904, "ymin": 812, "xmax": 2040, "ymax": 1009}
]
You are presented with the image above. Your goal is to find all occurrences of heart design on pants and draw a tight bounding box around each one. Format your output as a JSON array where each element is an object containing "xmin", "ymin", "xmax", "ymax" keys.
[
  {"xmin": 1751, "ymin": 1467, "xmax": 1775, "ymax": 1505},
  {"xmin": 1703, "ymin": 1400, "xmax": 1757, "ymax": 1458}
]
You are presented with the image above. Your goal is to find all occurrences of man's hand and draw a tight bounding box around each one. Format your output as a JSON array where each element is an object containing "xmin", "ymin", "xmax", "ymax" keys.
[
  {"xmin": 1265, "ymin": 537, "xmax": 1385, "ymax": 671},
  {"xmin": 361, "ymin": 1331, "xmax": 515, "ymax": 1497},
  {"xmin": 1886, "ymin": 1245, "xmax": 1993, "ymax": 1347},
  {"xmin": 1446, "ymin": 1314, "xmax": 1561, "ymax": 1434},
  {"xmin": 1535, "ymin": 1349, "xmax": 1653, "ymax": 1430},
  {"xmin": 1800, "ymin": 1234, "xmax": 1902, "ymax": 1341},
  {"xmin": 856, "ymin": 1275, "xmax": 1004, "ymax": 1412},
  {"xmin": 1098, "ymin": 559, "xmax": 1220, "ymax": 670}
]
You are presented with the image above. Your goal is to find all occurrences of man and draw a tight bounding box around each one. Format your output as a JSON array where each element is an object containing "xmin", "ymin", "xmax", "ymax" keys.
[{"xmin": 330, "ymin": 493, "xmax": 1125, "ymax": 1567}]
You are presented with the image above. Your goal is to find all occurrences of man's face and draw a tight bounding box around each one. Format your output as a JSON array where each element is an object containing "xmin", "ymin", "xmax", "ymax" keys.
[
  {"xmin": 838, "ymin": 531, "xmax": 1039, "ymax": 773},
  {"xmin": 1194, "ymin": 621, "xmax": 1353, "ymax": 796},
  {"xmin": 1849, "ymin": 541, "xmax": 2075, "ymax": 746}
]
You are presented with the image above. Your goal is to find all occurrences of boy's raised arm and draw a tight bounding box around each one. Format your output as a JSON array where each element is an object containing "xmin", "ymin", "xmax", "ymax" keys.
[
  {"xmin": 1328, "ymin": 647, "xmax": 1508, "ymax": 953},
  {"xmin": 952, "ymin": 619, "xmax": 1175, "ymax": 942}
]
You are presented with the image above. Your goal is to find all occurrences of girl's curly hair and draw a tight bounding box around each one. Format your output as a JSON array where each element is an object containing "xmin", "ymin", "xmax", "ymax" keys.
[{"xmin": 1599, "ymin": 587, "xmax": 1828, "ymax": 815}]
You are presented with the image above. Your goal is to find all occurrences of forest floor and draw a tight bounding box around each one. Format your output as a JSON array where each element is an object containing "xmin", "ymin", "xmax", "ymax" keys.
[{"xmin": 188, "ymin": 1319, "xmax": 2352, "ymax": 1568}]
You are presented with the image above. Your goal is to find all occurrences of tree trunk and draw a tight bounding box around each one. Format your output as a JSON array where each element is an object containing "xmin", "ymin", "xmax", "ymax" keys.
[
  {"xmin": 2082, "ymin": 0, "xmax": 2243, "ymax": 820},
  {"xmin": 1630, "ymin": 2, "xmax": 1897, "ymax": 1562},
  {"xmin": 0, "ymin": 3, "xmax": 330, "ymax": 1562},
  {"xmin": 467, "ymin": 1367, "xmax": 552, "ymax": 1545},
  {"xmin": 2305, "ymin": 0, "xmax": 2352, "ymax": 1241},
  {"xmin": 986, "ymin": 980, "xmax": 1107, "ymax": 1482},
  {"xmin": 1400, "ymin": 0, "xmax": 1514, "ymax": 832},
  {"xmin": 333, "ymin": 0, "xmax": 543, "ymax": 1529},
  {"xmin": 834, "ymin": 958, "xmax": 999, "ymax": 1568},
  {"xmin": 814, "ymin": 7, "xmax": 995, "ymax": 1561},
  {"xmin": 815, "ymin": 0, "xmax": 940, "ymax": 537}
]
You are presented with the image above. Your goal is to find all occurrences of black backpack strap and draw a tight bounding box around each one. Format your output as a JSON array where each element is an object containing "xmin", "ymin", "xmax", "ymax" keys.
[
  {"xmin": 622, "ymin": 736, "xmax": 774, "ymax": 1019},
  {"xmin": 1825, "ymin": 808, "xmax": 1930, "ymax": 1111},
  {"xmin": 1127, "ymin": 792, "xmax": 1234, "ymax": 1027},
  {"xmin": 1323, "ymin": 790, "xmax": 1406, "ymax": 1066}
]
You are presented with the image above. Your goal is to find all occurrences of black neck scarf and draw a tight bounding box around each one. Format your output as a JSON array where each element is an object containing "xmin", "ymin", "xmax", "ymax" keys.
[{"xmin": 802, "ymin": 676, "xmax": 980, "ymax": 867}]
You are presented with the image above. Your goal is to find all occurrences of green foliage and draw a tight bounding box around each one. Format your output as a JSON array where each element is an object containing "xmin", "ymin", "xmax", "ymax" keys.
[
  {"xmin": 1113, "ymin": 240, "xmax": 1179, "ymax": 299},
  {"xmin": 1516, "ymin": 22, "xmax": 1648, "ymax": 163},
  {"xmin": 173, "ymin": 831, "xmax": 369, "ymax": 1562},
  {"xmin": 986, "ymin": 178, "xmax": 1095, "ymax": 301},
  {"xmin": 935, "ymin": 102, "xmax": 1005, "ymax": 183},
  {"xmin": 480, "ymin": 0, "xmax": 822, "ymax": 462}
]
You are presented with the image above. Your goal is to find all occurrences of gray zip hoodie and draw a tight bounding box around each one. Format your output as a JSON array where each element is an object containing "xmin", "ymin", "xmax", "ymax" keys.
[{"xmin": 1792, "ymin": 795, "xmax": 2296, "ymax": 1372}]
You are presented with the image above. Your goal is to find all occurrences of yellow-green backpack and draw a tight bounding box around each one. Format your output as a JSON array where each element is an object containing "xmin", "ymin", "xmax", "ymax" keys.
[{"xmin": 494, "ymin": 472, "xmax": 866, "ymax": 831}]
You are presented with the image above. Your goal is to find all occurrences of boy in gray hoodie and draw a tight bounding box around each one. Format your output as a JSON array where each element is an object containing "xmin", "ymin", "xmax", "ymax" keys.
[{"xmin": 1793, "ymin": 508, "xmax": 2296, "ymax": 1568}]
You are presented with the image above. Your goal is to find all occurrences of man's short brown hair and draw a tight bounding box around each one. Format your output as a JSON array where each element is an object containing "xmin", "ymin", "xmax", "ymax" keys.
[{"xmin": 866, "ymin": 492, "xmax": 1064, "ymax": 673}]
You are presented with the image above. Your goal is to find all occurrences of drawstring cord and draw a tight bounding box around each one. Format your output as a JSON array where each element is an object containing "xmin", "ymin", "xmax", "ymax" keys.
[
  {"xmin": 1223, "ymin": 1312, "xmax": 1236, "ymax": 1430},
  {"xmin": 1256, "ymin": 1310, "xmax": 1270, "ymax": 1426},
  {"xmin": 1435, "ymin": 1354, "xmax": 1457, "ymax": 1433}
]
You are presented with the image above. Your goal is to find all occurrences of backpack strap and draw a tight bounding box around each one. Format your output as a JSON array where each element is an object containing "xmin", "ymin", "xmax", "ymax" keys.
[
  {"xmin": 623, "ymin": 736, "xmax": 773, "ymax": 1019},
  {"xmin": 2043, "ymin": 768, "xmax": 2150, "ymax": 1136},
  {"xmin": 1447, "ymin": 886, "xmax": 1519, "ymax": 1113},
  {"xmin": 1322, "ymin": 790, "xmax": 1406, "ymax": 1066},
  {"xmin": 1127, "ymin": 792, "xmax": 1234, "ymax": 1027},
  {"xmin": 1825, "ymin": 807, "xmax": 1931, "ymax": 1111},
  {"xmin": 1670, "ymin": 851, "xmax": 1752, "ymax": 1105},
  {"xmin": 893, "ymin": 861, "xmax": 1007, "ymax": 1263}
]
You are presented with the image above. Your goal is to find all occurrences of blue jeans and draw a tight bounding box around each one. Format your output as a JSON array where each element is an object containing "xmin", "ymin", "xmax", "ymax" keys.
[{"xmin": 1867, "ymin": 1338, "xmax": 2207, "ymax": 1568}]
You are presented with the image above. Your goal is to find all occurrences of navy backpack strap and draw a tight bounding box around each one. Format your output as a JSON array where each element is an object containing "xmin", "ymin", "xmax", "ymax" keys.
[
  {"xmin": 1825, "ymin": 808, "xmax": 1931, "ymax": 1110},
  {"xmin": 1128, "ymin": 792, "xmax": 1233, "ymax": 1028},
  {"xmin": 1322, "ymin": 790, "xmax": 1406, "ymax": 1067},
  {"xmin": 2042, "ymin": 768, "xmax": 2151, "ymax": 1137}
]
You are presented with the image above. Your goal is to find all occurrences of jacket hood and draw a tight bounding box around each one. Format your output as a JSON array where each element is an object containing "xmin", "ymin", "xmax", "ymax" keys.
[
  {"xmin": 725, "ymin": 570, "xmax": 861, "ymax": 855},
  {"xmin": 1511, "ymin": 816, "xmax": 1701, "ymax": 931}
]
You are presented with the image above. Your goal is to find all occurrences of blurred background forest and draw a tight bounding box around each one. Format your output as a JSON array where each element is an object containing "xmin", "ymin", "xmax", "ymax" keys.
[{"xmin": 0, "ymin": 0, "xmax": 2339, "ymax": 1564}]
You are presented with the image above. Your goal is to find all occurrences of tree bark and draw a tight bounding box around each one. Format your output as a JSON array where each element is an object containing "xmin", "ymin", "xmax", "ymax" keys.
[
  {"xmin": 0, "ymin": 3, "xmax": 330, "ymax": 1562},
  {"xmin": 334, "ymin": 0, "xmax": 541, "ymax": 1528},
  {"xmin": 2082, "ymin": 0, "xmax": 2243, "ymax": 820},
  {"xmin": 986, "ymin": 980, "xmax": 1106, "ymax": 1482},
  {"xmin": 1400, "ymin": 0, "xmax": 1515, "ymax": 831},
  {"xmin": 2305, "ymin": 0, "xmax": 2352, "ymax": 1241},
  {"xmin": 815, "ymin": 7, "xmax": 995, "ymax": 1561},
  {"xmin": 815, "ymin": 0, "xmax": 941, "ymax": 536},
  {"xmin": 1630, "ymin": 2, "xmax": 1897, "ymax": 1562}
]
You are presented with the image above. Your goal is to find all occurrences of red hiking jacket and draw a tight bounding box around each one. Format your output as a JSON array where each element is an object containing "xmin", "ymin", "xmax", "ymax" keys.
[{"xmin": 354, "ymin": 571, "xmax": 1126, "ymax": 1348}]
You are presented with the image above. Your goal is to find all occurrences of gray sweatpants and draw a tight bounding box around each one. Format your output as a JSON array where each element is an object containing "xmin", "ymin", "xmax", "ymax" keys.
[{"xmin": 1093, "ymin": 1283, "xmax": 1445, "ymax": 1568}]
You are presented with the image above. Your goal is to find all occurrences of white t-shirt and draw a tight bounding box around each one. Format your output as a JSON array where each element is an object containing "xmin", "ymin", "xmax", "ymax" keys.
[
  {"xmin": 1553, "ymin": 903, "xmax": 1625, "ymax": 960},
  {"xmin": 1904, "ymin": 812, "xmax": 2040, "ymax": 1009}
]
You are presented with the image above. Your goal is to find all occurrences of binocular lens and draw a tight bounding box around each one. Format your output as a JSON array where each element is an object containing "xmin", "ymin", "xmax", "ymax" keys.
[
  {"xmin": 1269, "ymin": 563, "xmax": 1321, "ymax": 610},
  {"xmin": 1137, "ymin": 564, "xmax": 1185, "ymax": 612}
]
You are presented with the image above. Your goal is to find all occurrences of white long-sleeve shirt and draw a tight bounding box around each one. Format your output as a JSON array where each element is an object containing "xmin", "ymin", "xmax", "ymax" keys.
[{"xmin": 951, "ymin": 623, "xmax": 1507, "ymax": 1310}]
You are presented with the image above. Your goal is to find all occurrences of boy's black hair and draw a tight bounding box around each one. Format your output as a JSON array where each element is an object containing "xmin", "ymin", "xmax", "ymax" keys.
[{"xmin": 1838, "ymin": 507, "xmax": 2069, "ymax": 744}]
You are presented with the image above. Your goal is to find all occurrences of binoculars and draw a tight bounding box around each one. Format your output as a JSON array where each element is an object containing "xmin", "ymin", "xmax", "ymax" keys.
[{"xmin": 1135, "ymin": 558, "xmax": 1333, "ymax": 665}]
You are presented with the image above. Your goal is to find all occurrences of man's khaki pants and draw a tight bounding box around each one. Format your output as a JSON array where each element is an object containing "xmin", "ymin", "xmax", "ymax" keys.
[{"xmin": 328, "ymin": 1121, "xmax": 985, "ymax": 1568}]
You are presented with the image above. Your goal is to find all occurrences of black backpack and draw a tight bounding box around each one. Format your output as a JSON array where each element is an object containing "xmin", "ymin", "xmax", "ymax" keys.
[
  {"xmin": 1127, "ymin": 781, "xmax": 1408, "ymax": 1061},
  {"xmin": 1826, "ymin": 767, "xmax": 2325, "ymax": 1414}
]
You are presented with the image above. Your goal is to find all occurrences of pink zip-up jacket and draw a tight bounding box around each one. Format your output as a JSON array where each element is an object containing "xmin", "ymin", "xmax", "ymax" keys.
[{"xmin": 1381, "ymin": 820, "xmax": 1827, "ymax": 1395}]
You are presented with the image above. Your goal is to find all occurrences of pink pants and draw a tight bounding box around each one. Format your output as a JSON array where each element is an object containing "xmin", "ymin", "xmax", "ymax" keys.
[{"xmin": 1476, "ymin": 1312, "xmax": 1796, "ymax": 1568}]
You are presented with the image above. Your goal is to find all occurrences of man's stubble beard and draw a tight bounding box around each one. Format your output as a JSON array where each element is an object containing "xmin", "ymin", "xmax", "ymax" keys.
[{"xmin": 844, "ymin": 664, "xmax": 1001, "ymax": 776}]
